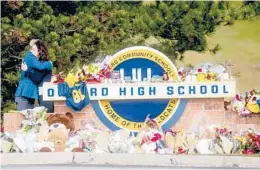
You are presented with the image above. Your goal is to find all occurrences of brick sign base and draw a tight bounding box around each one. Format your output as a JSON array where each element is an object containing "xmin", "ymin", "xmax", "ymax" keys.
[{"xmin": 4, "ymin": 98, "xmax": 260, "ymax": 133}]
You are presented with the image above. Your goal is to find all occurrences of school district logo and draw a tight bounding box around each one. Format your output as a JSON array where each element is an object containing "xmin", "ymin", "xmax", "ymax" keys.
[{"xmin": 91, "ymin": 46, "xmax": 187, "ymax": 131}]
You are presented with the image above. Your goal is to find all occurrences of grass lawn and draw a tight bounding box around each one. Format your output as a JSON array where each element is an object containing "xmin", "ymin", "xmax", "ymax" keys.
[{"xmin": 175, "ymin": 19, "xmax": 260, "ymax": 93}]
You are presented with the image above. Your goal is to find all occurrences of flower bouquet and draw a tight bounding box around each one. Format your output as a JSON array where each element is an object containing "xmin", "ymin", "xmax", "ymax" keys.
[
  {"xmin": 20, "ymin": 107, "xmax": 48, "ymax": 133},
  {"xmin": 235, "ymin": 129, "xmax": 260, "ymax": 154},
  {"xmin": 232, "ymin": 89, "xmax": 260, "ymax": 117},
  {"xmin": 213, "ymin": 126, "xmax": 234, "ymax": 154},
  {"xmin": 52, "ymin": 60, "xmax": 112, "ymax": 86}
]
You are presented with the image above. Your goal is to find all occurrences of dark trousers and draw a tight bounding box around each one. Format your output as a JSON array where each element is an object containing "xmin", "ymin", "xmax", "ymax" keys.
[{"xmin": 15, "ymin": 96, "xmax": 35, "ymax": 111}]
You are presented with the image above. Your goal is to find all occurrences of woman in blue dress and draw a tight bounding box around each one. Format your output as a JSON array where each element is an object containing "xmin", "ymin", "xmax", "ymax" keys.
[{"xmin": 15, "ymin": 39, "xmax": 53, "ymax": 111}]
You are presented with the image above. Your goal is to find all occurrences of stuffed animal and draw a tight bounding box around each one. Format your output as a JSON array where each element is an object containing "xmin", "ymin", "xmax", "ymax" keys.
[
  {"xmin": 46, "ymin": 128, "xmax": 69, "ymax": 152},
  {"xmin": 136, "ymin": 116, "xmax": 168, "ymax": 154},
  {"xmin": 35, "ymin": 122, "xmax": 69, "ymax": 152},
  {"xmin": 35, "ymin": 112, "xmax": 77, "ymax": 152},
  {"xmin": 247, "ymin": 95, "xmax": 260, "ymax": 114},
  {"xmin": 47, "ymin": 112, "xmax": 75, "ymax": 132}
]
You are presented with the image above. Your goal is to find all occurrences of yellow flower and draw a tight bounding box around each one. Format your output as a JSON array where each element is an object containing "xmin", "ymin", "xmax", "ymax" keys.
[
  {"xmin": 235, "ymin": 136, "xmax": 247, "ymax": 145},
  {"xmin": 177, "ymin": 129, "xmax": 183, "ymax": 134},
  {"xmin": 88, "ymin": 64, "xmax": 99, "ymax": 74},
  {"xmin": 65, "ymin": 73, "xmax": 78, "ymax": 87}
]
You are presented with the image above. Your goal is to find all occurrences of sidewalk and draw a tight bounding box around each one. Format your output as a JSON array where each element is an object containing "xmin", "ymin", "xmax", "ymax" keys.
[{"xmin": 1, "ymin": 153, "xmax": 260, "ymax": 169}]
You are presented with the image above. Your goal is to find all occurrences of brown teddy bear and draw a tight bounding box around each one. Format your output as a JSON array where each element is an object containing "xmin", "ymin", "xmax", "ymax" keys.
[
  {"xmin": 47, "ymin": 112, "xmax": 75, "ymax": 132},
  {"xmin": 36, "ymin": 112, "xmax": 77, "ymax": 152}
]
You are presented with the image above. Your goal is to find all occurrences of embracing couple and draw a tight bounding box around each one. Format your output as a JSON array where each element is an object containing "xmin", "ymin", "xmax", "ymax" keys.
[{"xmin": 15, "ymin": 39, "xmax": 55, "ymax": 112}]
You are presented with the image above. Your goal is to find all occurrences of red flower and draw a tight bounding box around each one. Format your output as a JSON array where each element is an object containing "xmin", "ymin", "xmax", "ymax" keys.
[
  {"xmin": 151, "ymin": 133, "xmax": 162, "ymax": 142},
  {"xmin": 250, "ymin": 90, "xmax": 255, "ymax": 96},
  {"xmin": 235, "ymin": 94, "xmax": 241, "ymax": 101},
  {"xmin": 178, "ymin": 146, "xmax": 186, "ymax": 154},
  {"xmin": 197, "ymin": 68, "xmax": 202, "ymax": 72},
  {"xmin": 165, "ymin": 129, "xmax": 177, "ymax": 136},
  {"xmin": 0, "ymin": 127, "xmax": 4, "ymax": 132}
]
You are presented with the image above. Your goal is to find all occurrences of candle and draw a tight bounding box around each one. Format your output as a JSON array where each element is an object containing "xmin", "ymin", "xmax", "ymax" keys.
[
  {"xmin": 120, "ymin": 68, "xmax": 124, "ymax": 80},
  {"xmin": 137, "ymin": 68, "xmax": 142, "ymax": 82},
  {"xmin": 132, "ymin": 68, "xmax": 137, "ymax": 81},
  {"xmin": 147, "ymin": 68, "xmax": 151, "ymax": 81}
]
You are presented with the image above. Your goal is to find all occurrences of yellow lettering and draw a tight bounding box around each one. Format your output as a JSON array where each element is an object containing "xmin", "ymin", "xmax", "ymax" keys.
[{"xmin": 72, "ymin": 89, "xmax": 85, "ymax": 104}]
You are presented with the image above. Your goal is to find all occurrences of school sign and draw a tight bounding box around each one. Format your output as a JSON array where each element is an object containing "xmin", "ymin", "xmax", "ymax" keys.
[{"xmin": 42, "ymin": 46, "xmax": 236, "ymax": 131}]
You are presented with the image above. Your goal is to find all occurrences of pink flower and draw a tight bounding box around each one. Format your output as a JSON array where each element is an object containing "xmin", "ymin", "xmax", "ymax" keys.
[{"xmin": 242, "ymin": 149, "xmax": 255, "ymax": 155}]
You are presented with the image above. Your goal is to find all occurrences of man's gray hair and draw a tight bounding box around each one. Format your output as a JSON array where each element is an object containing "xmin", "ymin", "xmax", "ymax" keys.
[{"xmin": 29, "ymin": 39, "xmax": 39, "ymax": 48}]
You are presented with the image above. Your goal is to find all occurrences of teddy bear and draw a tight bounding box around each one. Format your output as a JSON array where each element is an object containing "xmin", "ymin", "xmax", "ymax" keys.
[
  {"xmin": 46, "ymin": 128, "xmax": 69, "ymax": 152},
  {"xmin": 47, "ymin": 112, "xmax": 75, "ymax": 132},
  {"xmin": 35, "ymin": 112, "xmax": 82, "ymax": 152}
]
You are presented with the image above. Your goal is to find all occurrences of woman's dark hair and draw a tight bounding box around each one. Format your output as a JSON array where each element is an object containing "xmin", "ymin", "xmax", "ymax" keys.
[{"xmin": 35, "ymin": 40, "xmax": 49, "ymax": 61}]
